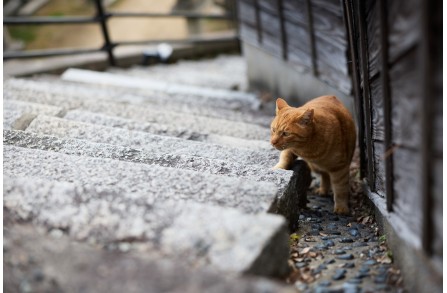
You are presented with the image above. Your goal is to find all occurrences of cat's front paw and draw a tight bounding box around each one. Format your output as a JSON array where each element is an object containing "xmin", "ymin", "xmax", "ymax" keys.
[
  {"xmin": 333, "ymin": 203, "xmax": 350, "ymax": 215},
  {"xmin": 272, "ymin": 163, "xmax": 287, "ymax": 170}
]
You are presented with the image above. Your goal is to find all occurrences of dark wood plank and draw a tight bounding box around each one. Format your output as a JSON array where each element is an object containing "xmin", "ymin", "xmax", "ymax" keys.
[
  {"xmin": 239, "ymin": 22, "xmax": 259, "ymax": 46},
  {"xmin": 287, "ymin": 46, "xmax": 313, "ymax": 69},
  {"xmin": 387, "ymin": 0, "xmax": 421, "ymax": 63},
  {"xmin": 314, "ymin": 35, "xmax": 349, "ymax": 75},
  {"xmin": 373, "ymin": 141, "xmax": 386, "ymax": 196},
  {"xmin": 238, "ymin": 0, "xmax": 257, "ymax": 26},
  {"xmin": 311, "ymin": 3, "xmax": 346, "ymax": 47},
  {"xmin": 259, "ymin": 9, "xmax": 280, "ymax": 36},
  {"xmin": 311, "ymin": 0, "xmax": 343, "ymax": 17},
  {"xmin": 284, "ymin": 21, "xmax": 311, "ymax": 54},
  {"xmin": 315, "ymin": 61, "xmax": 352, "ymax": 94},
  {"xmin": 431, "ymin": 158, "xmax": 443, "ymax": 257},
  {"xmin": 370, "ymin": 75, "xmax": 385, "ymax": 141},
  {"xmin": 259, "ymin": 0, "xmax": 278, "ymax": 15},
  {"xmin": 389, "ymin": 48, "xmax": 422, "ymax": 149},
  {"xmin": 365, "ymin": 0, "xmax": 381, "ymax": 79},
  {"xmin": 283, "ymin": 0, "xmax": 308, "ymax": 26},
  {"xmin": 392, "ymin": 147, "xmax": 423, "ymax": 239}
]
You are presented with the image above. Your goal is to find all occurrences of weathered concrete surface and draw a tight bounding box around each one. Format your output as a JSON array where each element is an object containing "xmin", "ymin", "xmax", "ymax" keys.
[
  {"xmin": 5, "ymin": 78, "xmax": 272, "ymax": 125},
  {"xmin": 108, "ymin": 55, "xmax": 248, "ymax": 91},
  {"xmin": 64, "ymin": 109, "xmax": 272, "ymax": 150},
  {"xmin": 61, "ymin": 68, "xmax": 261, "ymax": 110},
  {"xmin": 4, "ymin": 222, "xmax": 296, "ymax": 293},
  {"xmin": 3, "ymin": 99, "xmax": 63, "ymax": 130},
  {"xmin": 3, "ymin": 130, "xmax": 290, "ymax": 189},
  {"xmin": 4, "ymin": 176, "xmax": 290, "ymax": 276},
  {"xmin": 25, "ymin": 115, "xmax": 279, "ymax": 168},
  {"xmin": 4, "ymin": 145, "xmax": 278, "ymax": 214}
]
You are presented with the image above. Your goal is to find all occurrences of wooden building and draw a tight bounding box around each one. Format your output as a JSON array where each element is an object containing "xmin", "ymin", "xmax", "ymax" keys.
[{"xmin": 237, "ymin": 0, "xmax": 442, "ymax": 292}]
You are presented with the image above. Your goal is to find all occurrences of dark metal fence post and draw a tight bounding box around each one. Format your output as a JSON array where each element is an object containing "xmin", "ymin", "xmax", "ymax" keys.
[{"xmin": 93, "ymin": 0, "xmax": 116, "ymax": 66}]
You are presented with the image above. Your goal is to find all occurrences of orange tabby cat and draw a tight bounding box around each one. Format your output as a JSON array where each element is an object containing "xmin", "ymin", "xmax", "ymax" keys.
[{"xmin": 270, "ymin": 96, "xmax": 356, "ymax": 215}]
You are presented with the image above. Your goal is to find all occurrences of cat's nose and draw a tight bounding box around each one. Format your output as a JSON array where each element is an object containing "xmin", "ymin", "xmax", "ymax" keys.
[{"xmin": 270, "ymin": 138, "xmax": 278, "ymax": 146}]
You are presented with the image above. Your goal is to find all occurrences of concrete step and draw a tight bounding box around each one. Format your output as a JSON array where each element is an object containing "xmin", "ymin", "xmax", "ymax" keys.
[
  {"xmin": 61, "ymin": 68, "xmax": 261, "ymax": 110},
  {"xmin": 4, "ymin": 82, "xmax": 271, "ymax": 141},
  {"xmin": 5, "ymin": 78, "xmax": 272, "ymax": 126},
  {"xmin": 4, "ymin": 145, "xmax": 280, "ymax": 214},
  {"xmin": 4, "ymin": 176, "xmax": 290, "ymax": 277},
  {"xmin": 3, "ymin": 99, "xmax": 63, "ymax": 130},
  {"xmin": 25, "ymin": 115, "xmax": 278, "ymax": 167},
  {"xmin": 64, "ymin": 109, "xmax": 272, "ymax": 150},
  {"xmin": 107, "ymin": 54, "xmax": 248, "ymax": 91},
  {"xmin": 4, "ymin": 223, "xmax": 295, "ymax": 293}
]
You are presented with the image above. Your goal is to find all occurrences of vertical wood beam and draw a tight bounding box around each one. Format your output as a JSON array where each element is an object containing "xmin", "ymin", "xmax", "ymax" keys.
[
  {"xmin": 420, "ymin": 0, "xmax": 434, "ymax": 255},
  {"xmin": 305, "ymin": 0, "xmax": 318, "ymax": 76},
  {"xmin": 354, "ymin": 0, "xmax": 375, "ymax": 190},
  {"xmin": 343, "ymin": 0, "xmax": 366, "ymax": 179},
  {"xmin": 378, "ymin": 0, "xmax": 394, "ymax": 212},
  {"xmin": 253, "ymin": 0, "xmax": 263, "ymax": 44},
  {"xmin": 277, "ymin": 0, "xmax": 288, "ymax": 60}
]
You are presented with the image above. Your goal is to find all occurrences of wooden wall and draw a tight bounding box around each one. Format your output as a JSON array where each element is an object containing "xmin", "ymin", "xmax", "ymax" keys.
[
  {"xmin": 238, "ymin": 0, "xmax": 351, "ymax": 94},
  {"xmin": 238, "ymin": 0, "xmax": 442, "ymax": 280}
]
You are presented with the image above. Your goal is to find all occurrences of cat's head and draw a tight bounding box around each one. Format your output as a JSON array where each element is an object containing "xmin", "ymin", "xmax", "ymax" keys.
[{"xmin": 270, "ymin": 98, "xmax": 314, "ymax": 150}]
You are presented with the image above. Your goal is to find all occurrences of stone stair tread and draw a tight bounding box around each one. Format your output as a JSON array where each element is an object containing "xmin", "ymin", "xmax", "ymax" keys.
[
  {"xmin": 4, "ymin": 175, "xmax": 289, "ymax": 277},
  {"xmin": 61, "ymin": 68, "xmax": 261, "ymax": 110},
  {"xmin": 107, "ymin": 54, "xmax": 248, "ymax": 91},
  {"xmin": 25, "ymin": 115, "xmax": 278, "ymax": 167},
  {"xmin": 5, "ymin": 222, "xmax": 295, "ymax": 293},
  {"xmin": 4, "ymin": 129, "xmax": 290, "ymax": 189},
  {"xmin": 4, "ymin": 82, "xmax": 272, "ymax": 140},
  {"xmin": 4, "ymin": 145, "xmax": 279, "ymax": 214},
  {"xmin": 3, "ymin": 99, "xmax": 63, "ymax": 130},
  {"xmin": 64, "ymin": 109, "xmax": 272, "ymax": 150},
  {"xmin": 5, "ymin": 78, "xmax": 271, "ymax": 125}
]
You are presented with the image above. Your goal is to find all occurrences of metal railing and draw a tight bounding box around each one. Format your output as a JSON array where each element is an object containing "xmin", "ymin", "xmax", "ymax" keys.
[{"xmin": 3, "ymin": 0, "xmax": 238, "ymax": 66}]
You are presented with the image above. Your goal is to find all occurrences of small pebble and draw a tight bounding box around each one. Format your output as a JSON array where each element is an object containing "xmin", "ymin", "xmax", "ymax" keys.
[
  {"xmin": 352, "ymin": 242, "xmax": 369, "ymax": 247},
  {"xmin": 314, "ymin": 243, "xmax": 328, "ymax": 250},
  {"xmin": 337, "ymin": 254, "xmax": 354, "ymax": 260},
  {"xmin": 334, "ymin": 249, "xmax": 346, "ymax": 255},
  {"xmin": 324, "ymin": 240, "xmax": 336, "ymax": 247},
  {"xmin": 325, "ymin": 259, "xmax": 336, "ymax": 265},
  {"xmin": 326, "ymin": 230, "xmax": 342, "ymax": 235},
  {"xmin": 374, "ymin": 275, "xmax": 387, "ymax": 284},
  {"xmin": 295, "ymin": 262, "xmax": 308, "ymax": 268},
  {"xmin": 347, "ymin": 278, "xmax": 362, "ymax": 284},
  {"xmin": 342, "ymin": 283, "xmax": 360, "ymax": 293},
  {"xmin": 359, "ymin": 266, "xmax": 370, "ymax": 273},
  {"xmin": 309, "ymin": 229, "xmax": 321, "ymax": 236},
  {"xmin": 354, "ymin": 272, "xmax": 369, "ymax": 279},
  {"xmin": 312, "ymin": 223, "xmax": 323, "ymax": 231},
  {"xmin": 326, "ymin": 223, "xmax": 338, "ymax": 230},
  {"xmin": 340, "ymin": 237, "xmax": 354, "ymax": 243},
  {"xmin": 342, "ymin": 246, "xmax": 352, "ymax": 251},
  {"xmin": 332, "ymin": 269, "xmax": 347, "ymax": 280},
  {"xmin": 299, "ymin": 215, "xmax": 306, "ymax": 220},
  {"xmin": 364, "ymin": 259, "xmax": 377, "ymax": 266},
  {"xmin": 348, "ymin": 228, "xmax": 361, "ymax": 237},
  {"xmin": 319, "ymin": 280, "xmax": 332, "ymax": 287},
  {"xmin": 343, "ymin": 262, "xmax": 355, "ymax": 268}
]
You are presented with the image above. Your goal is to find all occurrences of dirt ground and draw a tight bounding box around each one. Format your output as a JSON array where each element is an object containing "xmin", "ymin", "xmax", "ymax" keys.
[{"xmin": 20, "ymin": 0, "xmax": 227, "ymax": 50}]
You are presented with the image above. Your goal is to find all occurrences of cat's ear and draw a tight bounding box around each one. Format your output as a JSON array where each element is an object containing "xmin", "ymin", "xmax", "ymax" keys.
[
  {"xmin": 297, "ymin": 109, "xmax": 314, "ymax": 126},
  {"xmin": 276, "ymin": 98, "xmax": 289, "ymax": 114}
]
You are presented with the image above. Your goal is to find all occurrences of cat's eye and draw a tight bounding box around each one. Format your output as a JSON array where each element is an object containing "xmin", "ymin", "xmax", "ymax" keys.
[{"xmin": 282, "ymin": 132, "xmax": 290, "ymax": 137}]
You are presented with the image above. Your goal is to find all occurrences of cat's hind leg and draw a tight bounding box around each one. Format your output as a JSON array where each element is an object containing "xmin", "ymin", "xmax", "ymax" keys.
[
  {"xmin": 309, "ymin": 164, "xmax": 331, "ymax": 196},
  {"xmin": 329, "ymin": 166, "xmax": 351, "ymax": 215}
]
